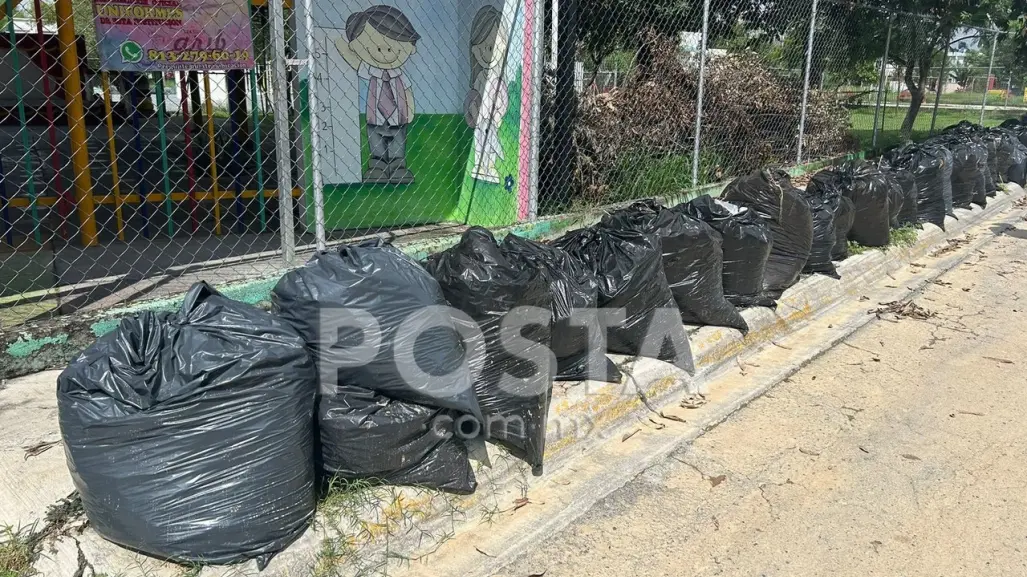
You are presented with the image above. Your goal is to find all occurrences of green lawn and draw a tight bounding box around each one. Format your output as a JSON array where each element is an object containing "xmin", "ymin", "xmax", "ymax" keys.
[
  {"xmin": 849, "ymin": 106, "xmax": 1023, "ymax": 151},
  {"xmin": 932, "ymin": 90, "xmax": 1026, "ymax": 107}
]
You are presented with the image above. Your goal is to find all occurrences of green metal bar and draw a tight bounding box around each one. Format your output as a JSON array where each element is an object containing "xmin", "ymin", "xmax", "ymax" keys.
[
  {"xmin": 249, "ymin": 68, "xmax": 267, "ymax": 231},
  {"xmin": 7, "ymin": 0, "xmax": 40, "ymax": 244},
  {"xmin": 154, "ymin": 72, "xmax": 174, "ymax": 237},
  {"xmin": 249, "ymin": 4, "xmax": 267, "ymax": 232}
]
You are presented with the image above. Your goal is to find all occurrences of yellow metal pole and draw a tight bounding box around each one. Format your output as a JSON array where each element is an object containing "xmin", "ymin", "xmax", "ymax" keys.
[
  {"xmin": 55, "ymin": 0, "xmax": 97, "ymax": 246},
  {"xmin": 101, "ymin": 72, "xmax": 124, "ymax": 241},
  {"xmin": 203, "ymin": 73, "xmax": 221, "ymax": 236}
]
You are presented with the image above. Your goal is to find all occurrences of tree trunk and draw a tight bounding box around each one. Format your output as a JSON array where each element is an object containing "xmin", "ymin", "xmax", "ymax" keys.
[
  {"xmin": 900, "ymin": 90, "xmax": 923, "ymax": 137},
  {"xmin": 900, "ymin": 58, "xmax": 931, "ymax": 139}
]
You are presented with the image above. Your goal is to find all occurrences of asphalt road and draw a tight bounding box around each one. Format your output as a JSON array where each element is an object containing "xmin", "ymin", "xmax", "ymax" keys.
[{"xmin": 495, "ymin": 222, "xmax": 1027, "ymax": 577}]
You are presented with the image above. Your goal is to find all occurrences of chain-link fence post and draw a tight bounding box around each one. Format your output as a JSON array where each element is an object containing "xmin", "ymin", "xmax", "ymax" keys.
[
  {"xmin": 796, "ymin": 0, "xmax": 819, "ymax": 164},
  {"xmin": 872, "ymin": 14, "xmax": 894, "ymax": 149},
  {"xmin": 980, "ymin": 27, "xmax": 999, "ymax": 125},
  {"xmin": 691, "ymin": 0, "xmax": 711, "ymax": 188},
  {"xmin": 528, "ymin": 0, "xmax": 544, "ymax": 221},
  {"xmin": 302, "ymin": 0, "xmax": 325, "ymax": 250},
  {"xmin": 929, "ymin": 30, "xmax": 951, "ymax": 136},
  {"xmin": 270, "ymin": 0, "xmax": 296, "ymax": 265}
]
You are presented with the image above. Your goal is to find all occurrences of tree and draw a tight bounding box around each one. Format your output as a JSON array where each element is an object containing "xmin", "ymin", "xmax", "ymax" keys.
[
  {"xmin": 878, "ymin": 0, "xmax": 1011, "ymax": 136},
  {"xmin": 953, "ymin": 64, "xmax": 974, "ymax": 89}
]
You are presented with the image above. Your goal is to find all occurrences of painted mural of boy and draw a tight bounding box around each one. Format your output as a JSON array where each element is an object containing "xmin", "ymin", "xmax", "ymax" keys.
[{"xmin": 336, "ymin": 5, "xmax": 420, "ymax": 184}]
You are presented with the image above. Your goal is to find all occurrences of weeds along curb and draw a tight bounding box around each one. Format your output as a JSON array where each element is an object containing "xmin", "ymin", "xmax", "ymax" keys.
[{"xmin": 256, "ymin": 187, "xmax": 1026, "ymax": 576}]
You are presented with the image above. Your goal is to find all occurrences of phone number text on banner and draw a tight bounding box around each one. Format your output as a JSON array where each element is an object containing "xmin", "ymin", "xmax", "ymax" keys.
[{"xmin": 94, "ymin": 0, "xmax": 255, "ymax": 71}]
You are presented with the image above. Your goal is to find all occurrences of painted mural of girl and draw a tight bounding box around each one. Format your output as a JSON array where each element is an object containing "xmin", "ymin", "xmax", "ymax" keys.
[{"xmin": 464, "ymin": 5, "xmax": 509, "ymax": 184}]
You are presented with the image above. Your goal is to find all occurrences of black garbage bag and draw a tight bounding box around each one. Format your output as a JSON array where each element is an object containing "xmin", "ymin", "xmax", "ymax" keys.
[
  {"xmin": 427, "ymin": 227, "xmax": 553, "ymax": 472},
  {"xmin": 57, "ymin": 282, "xmax": 317, "ymax": 566},
  {"xmin": 1002, "ymin": 130, "xmax": 1027, "ymax": 186},
  {"xmin": 983, "ymin": 133, "xmax": 999, "ymax": 195},
  {"xmin": 678, "ymin": 195, "xmax": 776, "ymax": 309},
  {"xmin": 884, "ymin": 172, "xmax": 904, "ymax": 228},
  {"xmin": 1011, "ymin": 143, "xmax": 1027, "ymax": 186},
  {"xmin": 994, "ymin": 127, "xmax": 1018, "ymax": 181},
  {"xmin": 721, "ymin": 169, "xmax": 814, "ymax": 299},
  {"xmin": 800, "ymin": 171, "xmax": 842, "ymax": 278},
  {"xmin": 832, "ymin": 196, "xmax": 856, "ymax": 261},
  {"xmin": 805, "ymin": 168, "xmax": 853, "ymax": 262},
  {"xmin": 602, "ymin": 200, "xmax": 748, "ymax": 332},
  {"xmin": 272, "ymin": 241, "xmax": 482, "ymax": 421},
  {"xmin": 319, "ymin": 384, "xmax": 476, "ymax": 494},
  {"xmin": 886, "ymin": 168, "xmax": 919, "ymax": 227},
  {"xmin": 553, "ymin": 225, "xmax": 695, "ymax": 374},
  {"xmin": 972, "ymin": 139, "xmax": 990, "ymax": 207},
  {"xmin": 885, "ymin": 143, "xmax": 950, "ymax": 230},
  {"xmin": 992, "ymin": 128, "xmax": 1018, "ymax": 181},
  {"xmin": 939, "ymin": 136, "xmax": 981, "ymax": 210},
  {"xmin": 840, "ymin": 161, "xmax": 892, "ymax": 246},
  {"xmin": 924, "ymin": 143, "xmax": 957, "ymax": 218},
  {"xmin": 501, "ymin": 234, "xmax": 622, "ymax": 383}
]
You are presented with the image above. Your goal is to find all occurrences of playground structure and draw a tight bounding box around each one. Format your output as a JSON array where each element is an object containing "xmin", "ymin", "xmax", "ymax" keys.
[
  {"xmin": 0, "ymin": 0, "xmax": 295, "ymax": 251},
  {"xmin": 0, "ymin": 0, "xmax": 542, "ymax": 304}
]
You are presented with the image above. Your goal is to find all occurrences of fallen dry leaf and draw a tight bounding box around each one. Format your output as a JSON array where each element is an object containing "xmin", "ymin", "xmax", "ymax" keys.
[
  {"xmin": 799, "ymin": 447, "xmax": 821, "ymax": 457},
  {"xmin": 709, "ymin": 474, "xmax": 727, "ymax": 488},
  {"xmin": 23, "ymin": 440, "xmax": 60, "ymax": 460},
  {"xmin": 872, "ymin": 300, "xmax": 935, "ymax": 320},
  {"xmin": 475, "ymin": 547, "xmax": 495, "ymax": 558},
  {"xmin": 622, "ymin": 429, "xmax": 641, "ymax": 442},
  {"xmin": 983, "ymin": 356, "xmax": 1014, "ymax": 364},
  {"xmin": 900, "ymin": 454, "xmax": 921, "ymax": 461},
  {"xmin": 680, "ymin": 393, "xmax": 707, "ymax": 409},
  {"xmin": 661, "ymin": 412, "xmax": 688, "ymax": 423}
]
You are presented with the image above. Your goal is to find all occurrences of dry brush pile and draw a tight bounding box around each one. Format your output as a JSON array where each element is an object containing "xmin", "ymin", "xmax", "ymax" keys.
[{"xmin": 569, "ymin": 35, "xmax": 855, "ymax": 208}]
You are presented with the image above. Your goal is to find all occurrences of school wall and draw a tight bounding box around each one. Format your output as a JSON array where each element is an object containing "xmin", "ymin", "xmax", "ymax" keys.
[{"xmin": 295, "ymin": 0, "xmax": 524, "ymax": 232}]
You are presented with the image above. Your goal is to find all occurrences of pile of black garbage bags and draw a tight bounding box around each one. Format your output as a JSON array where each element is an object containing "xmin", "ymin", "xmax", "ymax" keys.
[{"xmin": 56, "ymin": 121, "xmax": 1026, "ymax": 567}]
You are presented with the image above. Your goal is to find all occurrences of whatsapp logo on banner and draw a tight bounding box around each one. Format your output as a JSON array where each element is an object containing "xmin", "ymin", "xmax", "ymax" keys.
[{"xmin": 120, "ymin": 41, "xmax": 143, "ymax": 63}]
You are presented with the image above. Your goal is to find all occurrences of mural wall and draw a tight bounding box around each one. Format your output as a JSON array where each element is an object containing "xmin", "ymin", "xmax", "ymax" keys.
[{"xmin": 297, "ymin": 0, "xmax": 539, "ymax": 231}]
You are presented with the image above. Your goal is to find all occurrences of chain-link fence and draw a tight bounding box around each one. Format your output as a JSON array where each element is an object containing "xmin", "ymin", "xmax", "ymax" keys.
[{"xmin": 0, "ymin": 0, "xmax": 1021, "ymax": 327}]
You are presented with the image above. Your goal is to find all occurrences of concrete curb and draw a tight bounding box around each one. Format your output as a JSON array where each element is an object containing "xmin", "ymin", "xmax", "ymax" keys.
[{"xmin": 0, "ymin": 153, "xmax": 864, "ymax": 380}]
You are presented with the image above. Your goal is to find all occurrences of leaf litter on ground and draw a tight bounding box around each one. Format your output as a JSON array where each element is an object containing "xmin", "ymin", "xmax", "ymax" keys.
[{"xmin": 872, "ymin": 300, "xmax": 936, "ymax": 320}]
